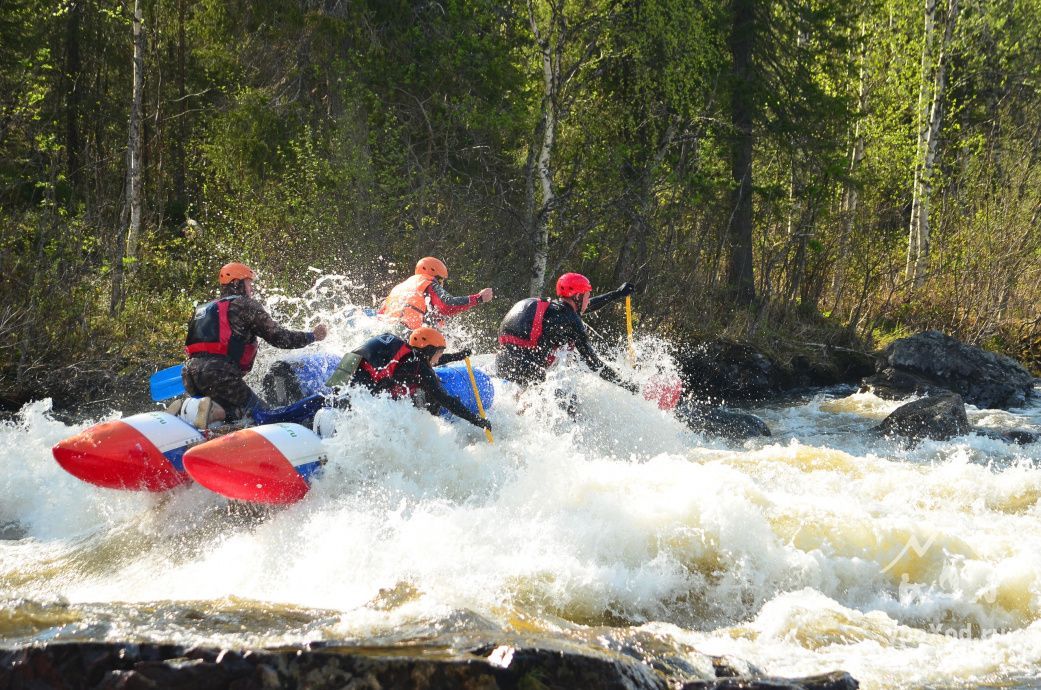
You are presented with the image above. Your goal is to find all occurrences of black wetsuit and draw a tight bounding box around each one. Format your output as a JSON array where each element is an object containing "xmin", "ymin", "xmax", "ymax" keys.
[
  {"xmin": 495, "ymin": 289, "xmax": 634, "ymax": 389},
  {"xmin": 349, "ymin": 333, "xmax": 488, "ymax": 429}
]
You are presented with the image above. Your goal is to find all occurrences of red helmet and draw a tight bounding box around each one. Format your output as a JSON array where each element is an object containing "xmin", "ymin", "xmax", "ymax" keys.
[
  {"xmin": 415, "ymin": 257, "xmax": 448, "ymax": 280},
  {"xmin": 219, "ymin": 262, "xmax": 256, "ymax": 285},
  {"xmin": 556, "ymin": 272, "xmax": 592, "ymax": 298}
]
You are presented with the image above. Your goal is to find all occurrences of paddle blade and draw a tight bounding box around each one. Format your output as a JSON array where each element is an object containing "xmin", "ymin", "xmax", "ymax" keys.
[
  {"xmin": 150, "ymin": 364, "xmax": 186, "ymax": 401},
  {"xmin": 642, "ymin": 374, "xmax": 683, "ymax": 410}
]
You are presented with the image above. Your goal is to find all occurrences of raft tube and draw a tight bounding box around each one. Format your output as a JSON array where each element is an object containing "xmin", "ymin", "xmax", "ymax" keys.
[
  {"xmin": 181, "ymin": 423, "xmax": 325, "ymax": 504},
  {"xmin": 52, "ymin": 411, "xmax": 203, "ymax": 491}
]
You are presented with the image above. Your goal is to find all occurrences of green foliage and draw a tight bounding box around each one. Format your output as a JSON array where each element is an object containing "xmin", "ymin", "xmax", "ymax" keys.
[{"xmin": 3, "ymin": 0, "xmax": 1041, "ymax": 407}]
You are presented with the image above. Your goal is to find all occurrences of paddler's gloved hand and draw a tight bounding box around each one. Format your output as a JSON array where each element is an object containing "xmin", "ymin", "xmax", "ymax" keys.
[
  {"xmin": 438, "ymin": 349, "xmax": 472, "ymax": 365},
  {"xmin": 476, "ymin": 418, "xmax": 492, "ymax": 431},
  {"xmin": 617, "ymin": 282, "xmax": 635, "ymax": 297}
]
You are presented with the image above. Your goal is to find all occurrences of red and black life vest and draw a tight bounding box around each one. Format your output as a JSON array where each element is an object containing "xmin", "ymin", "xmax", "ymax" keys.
[
  {"xmin": 498, "ymin": 298, "xmax": 551, "ymax": 349},
  {"xmin": 184, "ymin": 296, "xmax": 259, "ymax": 372},
  {"xmin": 353, "ymin": 333, "xmax": 415, "ymax": 396}
]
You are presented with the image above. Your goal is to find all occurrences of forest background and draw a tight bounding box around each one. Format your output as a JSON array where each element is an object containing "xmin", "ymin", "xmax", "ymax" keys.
[{"xmin": 2, "ymin": 0, "xmax": 1040, "ymax": 408}]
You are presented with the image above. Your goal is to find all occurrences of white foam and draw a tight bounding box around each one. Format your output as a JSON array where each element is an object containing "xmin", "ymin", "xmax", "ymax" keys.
[{"xmin": 4, "ymin": 284, "xmax": 1041, "ymax": 688}]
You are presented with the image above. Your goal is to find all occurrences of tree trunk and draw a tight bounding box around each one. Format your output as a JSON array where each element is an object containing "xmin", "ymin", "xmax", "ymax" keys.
[
  {"xmin": 906, "ymin": 0, "xmax": 958, "ymax": 289},
  {"xmin": 726, "ymin": 0, "xmax": 756, "ymax": 304},
  {"xmin": 173, "ymin": 0, "xmax": 186, "ymax": 211},
  {"xmin": 614, "ymin": 117, "xmax": 677, "ymax": 287},
  {"xmin": 63, "ymin": 0, "xmax": 84, "ymax": 205},
  {"xmin": 832, "ymin": 22, "xmax": 867, "ymax": 312},
  {"xmin": 110, "ymin": 0, "xmax": 145, "ymax": 315},
  {"xmin": 527, "ymin": 1, "xmax": 558, "ymax": 297}
]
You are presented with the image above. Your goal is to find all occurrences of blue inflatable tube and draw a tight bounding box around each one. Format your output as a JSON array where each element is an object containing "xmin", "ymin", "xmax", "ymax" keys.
[
  {"xmin": 433, "ymin": 363, "xmax": 495, "ymax": 418},
  {"xmin": 289, "ymin": 353, "xmax": 495, "ymax": 418}
]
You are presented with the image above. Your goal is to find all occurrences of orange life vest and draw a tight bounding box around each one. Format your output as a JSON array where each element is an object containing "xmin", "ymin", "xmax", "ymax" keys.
[{"xmin": 378, "ymin": 275, "xmax": 433, "ymax": 329}]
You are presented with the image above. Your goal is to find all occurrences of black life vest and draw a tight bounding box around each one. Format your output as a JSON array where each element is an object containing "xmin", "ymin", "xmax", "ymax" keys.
[
  {"xmin": 184, "ymin": 296, "xmax": 259, "ymax": 372},
  {"xmin": 353, "ymin": 333, "xmax": 414, "ymax": 395},
  {"xmin": 498, "ymin": 298, "xmax": 551, "ymax": 348}
]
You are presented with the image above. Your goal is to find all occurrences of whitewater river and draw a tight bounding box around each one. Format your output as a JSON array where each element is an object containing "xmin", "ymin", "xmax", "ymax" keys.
[{"xmin": 2, "ymin": 295, "xmax": 1041, "ymax": 689}]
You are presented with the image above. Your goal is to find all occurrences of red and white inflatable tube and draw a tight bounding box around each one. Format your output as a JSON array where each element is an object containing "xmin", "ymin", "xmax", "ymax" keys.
[
  {"xmin": 52, "ymin": 412, "xmax": 203, "ymax": 491},
  {"xmin": 182, "ymin": 423, "xmax": 326, "ymax": 505}
]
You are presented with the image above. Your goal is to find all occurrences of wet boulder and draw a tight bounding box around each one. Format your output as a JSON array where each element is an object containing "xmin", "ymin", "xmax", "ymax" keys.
[
  {"xmin": 676, "ymin": 341, "xmax": 784, "ymax": 403},
  {"xmin": 876, "ymin": 393, "xmax": 971, "ymax": 444},
  {"xmin": 675, "ymin": 400, "xmax": 771, "ymax": 441},
  {"xmin": 0, "ymin": 642, "xmax": 857, "ymax": 690},
  {"xmin": 862, "ymin": 331, "xmax": 1036, "ymax": 409},
  {"xmin": 973, "ymin": 428, "xmax": 1041, "ymax": 446},
  {"xmin": 682, "ymin": 670, "xmax": 859, "ymax": 689}
]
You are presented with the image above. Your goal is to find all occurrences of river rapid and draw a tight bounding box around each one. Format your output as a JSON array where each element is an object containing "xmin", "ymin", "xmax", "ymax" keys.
[{"xmin": 3, "ymin": 281, "xmax": 1041, "ymax": 689}]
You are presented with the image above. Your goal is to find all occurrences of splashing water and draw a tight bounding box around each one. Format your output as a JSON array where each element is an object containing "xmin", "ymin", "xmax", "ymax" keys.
[{"xmin": 3, "ymin": 275, "xmax": 1041, "ymax": 689}]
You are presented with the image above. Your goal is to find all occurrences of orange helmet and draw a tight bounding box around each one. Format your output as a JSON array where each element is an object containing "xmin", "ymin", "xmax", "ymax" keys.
[
  {"xmin": 408, "ymin": 326, "xmax": 447, "ymax": 350},
  {"xmin": 415, "ymin": 257, "xmax": 448, "ymax": 280},
  {"xmin": 219, "ymin": 262, "xmax": 256, "ymax": 285}
]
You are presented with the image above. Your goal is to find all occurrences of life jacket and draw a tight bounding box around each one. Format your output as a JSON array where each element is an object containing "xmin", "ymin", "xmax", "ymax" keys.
[
  {"xmin": 378, "ymin": 275, "xmax": 433, "ymax": 330},
  {"xmin": 498, "ymin": 298, "xmax": 551, "ymax": 349},
  {"xmin": 353, "ymin": 333, "xmax": 415, "ymax": 397},
  {"xmin": 184, "ymin": 296, "xmax": 259, "ymax": 372}
]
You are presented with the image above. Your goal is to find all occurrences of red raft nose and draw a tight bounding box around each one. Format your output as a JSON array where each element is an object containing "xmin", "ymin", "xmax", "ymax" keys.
[
  {"xmin": 182, "ymin": 424, "xmax": 323, "ymax": 505},
  {"xmin": 52, "ymin": 412, "xmax": 202, "ymax": 491}
]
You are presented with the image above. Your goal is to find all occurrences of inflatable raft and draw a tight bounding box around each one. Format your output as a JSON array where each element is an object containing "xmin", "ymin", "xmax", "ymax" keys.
[{"xmin": 53, "ymin": 355, "xmax": 496, "ymax": 504}]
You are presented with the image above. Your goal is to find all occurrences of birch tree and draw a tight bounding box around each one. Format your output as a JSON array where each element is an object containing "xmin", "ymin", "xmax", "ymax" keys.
[
  {"xmin": 525, "ymin": 0, "xmax": 613, "ymax": 296},
  {"xmin": 110, "ymin": 0, "xmax": 145, "ymax": 315},
  {"xmin": 906, "ymin": 0, "xmax": 959, "ymax": 289}
]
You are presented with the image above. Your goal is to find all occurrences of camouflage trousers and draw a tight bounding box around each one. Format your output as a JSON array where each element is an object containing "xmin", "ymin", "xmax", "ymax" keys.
[{"xmin": 182, "ymin": 356, "xmax": 264, "ymax": 421}]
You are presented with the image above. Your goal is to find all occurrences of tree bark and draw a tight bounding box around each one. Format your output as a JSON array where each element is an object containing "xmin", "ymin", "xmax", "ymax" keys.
[
  {"xmin": 527, "ymin": 0, "xmax": 557, "ymax": 297},
  {"xmin": 110, "ymin": 0, "xmax": 145, "ymax": 315},
  {"xmin": 726, "ymin": 0, "xmax": 756, "ymax": 304},
  {"xmin": 832, "ymin": 22, "xmax": 867, "ymax": 312},
  {"xmin": 906, "ymin": 0, "xmax": 958, "ymax": 289},
  {"xmin": 63, "ymin": 0, "xmax": 84, "ymax": 204}
]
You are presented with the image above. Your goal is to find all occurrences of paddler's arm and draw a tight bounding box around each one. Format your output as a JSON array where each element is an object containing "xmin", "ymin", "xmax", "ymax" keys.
[
  {"xmin": 418, "ymin": 361, "xmax": 492, "ymax": 430},
  {"xmin": 586, "ymin": 282, "xmax": 635, "ymax": 314},
  {"xmin": 244, "ymin": 299, "xmax": 325, "ymax": 348},
  {"xmin": 570, "ymin": 316, "xmax": 639, "ymax": 394},
  {"xmin": 437, "ymin": 349, "xmax": 472, "ymax": 365},
  {"xmin": 428, "ymin": 281, "xmax": 482, "ymax": 317}
]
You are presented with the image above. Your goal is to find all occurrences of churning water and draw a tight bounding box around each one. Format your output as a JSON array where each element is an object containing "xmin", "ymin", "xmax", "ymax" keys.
[{"xmin": 3, "ymin": 276, "xmax": 1041, "ymax": 689}]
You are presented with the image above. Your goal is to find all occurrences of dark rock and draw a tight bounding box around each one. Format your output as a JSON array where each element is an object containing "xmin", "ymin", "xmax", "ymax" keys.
[
  {"xmin": 676, "ymin": 340, "xmax": 875, "ymax": 405},
  {"xmin": 973, "ymin": 428, "xmax": 1041, "ymax": 445},
  {"xmin": 876, "ymin": 393, "xmax": 971, "ymax": 443},
  {"xmin": 859, "ymin": 367, "xmax": 948, "ymax": 401},
  {"xmin": 0, "ymin": 642, "xmax": 855, "ymax": 690},
  {"xmin": 676, "ymin": 341, "xmax": 784, "ymax": 403},
  {"xmin": 683, "ymin": 671, "xmax": 858, "ymax": 690},
  {"xmin": 785, "ymin": 347, "xmax": 874, "ymax": 390},
  {"xmin": 675, "ymin": 401, "xmax": 771, "ymax": 441},
  {"xmin": 867, "ymin": 331, "xmax": 1035, "ymax": 409},
  {"xmin": 0, "ymin": 521, "xmax": 26, "ymax": 540}
]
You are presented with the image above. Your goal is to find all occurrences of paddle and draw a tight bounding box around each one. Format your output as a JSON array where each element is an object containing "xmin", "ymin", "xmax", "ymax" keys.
[
  {"xmin": 150, "ymin": 364, "xmax": 186, "ymax": 401},
  {"xmin": 463, "ymin": 356, "xmax": 494, "ymax": 444},
  {"xmin": 625, "ymin": 295, "xmax": 637, "ymax": 366}
]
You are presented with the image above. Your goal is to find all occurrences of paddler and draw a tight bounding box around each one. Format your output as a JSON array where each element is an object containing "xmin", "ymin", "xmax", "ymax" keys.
[
  {"xmin": 326, "ymin": 327, "xmax": 492, "ymax": 433},
  {"xmin": 377, "ymin": 256, "xmax": 494, "ymax": 330},
  {"xmin": 170, "ymin": 262, "xmax": 328, "ymax": 427},
  {"xmin": 496, "ymin": 273, "xmax": 638, "ymax": 409}
]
